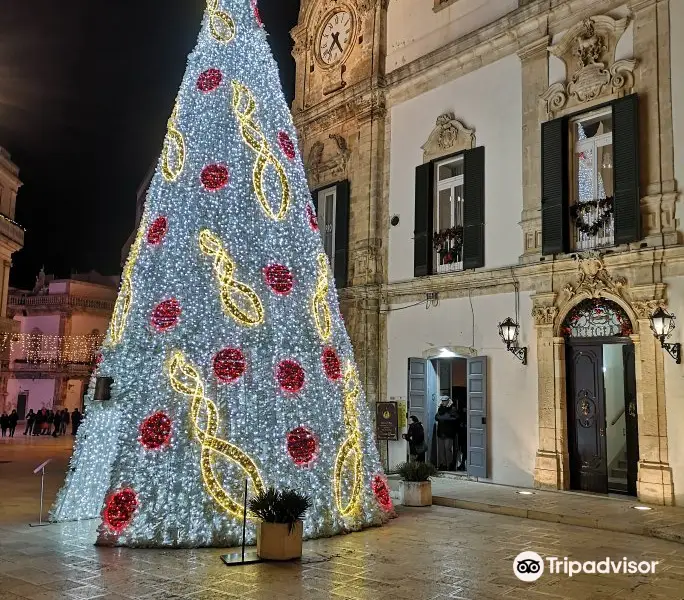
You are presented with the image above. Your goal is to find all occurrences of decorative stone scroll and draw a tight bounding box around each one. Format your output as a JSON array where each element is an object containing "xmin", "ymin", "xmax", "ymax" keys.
[
  {"xmin": 305, "ymin": 133, "xmax": 351, "ymax": 186},
  {"xmin": 421, "ymin": 114, "xmax": 475, "ymax": 163},
  {"xmin": 533, "ymin": 306, "xmax": 558, "ymax": 326},
  {"xmin": 540, "ymin": 15, "xmax": 637, "ymax": 118},
  {"xmin": 562, "ymin": 252, "xmax": 626, "ymax": 300}
]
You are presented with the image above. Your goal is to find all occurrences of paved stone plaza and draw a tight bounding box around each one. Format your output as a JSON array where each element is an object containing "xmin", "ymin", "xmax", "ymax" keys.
[{"xmin": 2, "ymin": 436, "xmax": 684, "ymax": 599}]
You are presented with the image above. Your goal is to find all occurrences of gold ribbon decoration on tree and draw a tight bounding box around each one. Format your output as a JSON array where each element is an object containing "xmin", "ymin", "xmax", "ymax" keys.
[
  {"xmin": 231, "ymin": 81, "xmax": 291, "ymax": 221},
  {"xmin": 312, "ymin": 254, "xmax": 333, "ymax": 342},
  {"xmin": 168, "ymin": 351, "xmax": 265, "ymax": 518},
  {"xmin": 161, "ymin": 102, "xmax": 186, "ymax": 182},
  {"xmin": 107, "ymin": 215, "xmax": 146, "ymax": 347},
  {"xmin": 199, "ymin": 229, "xmax": 264, "ymax": 327},
  {"xmin": 333, "ymin": 362, "xmax": 364, "ymax": 517},
  {"xmin": 206, "ymin": 0, "xmax": 236, "ymax": 43}
]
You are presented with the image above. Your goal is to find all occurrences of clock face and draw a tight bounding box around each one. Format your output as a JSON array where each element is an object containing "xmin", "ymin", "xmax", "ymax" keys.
[{"xmin": 319, "ymin": 10, "xmax": 353, "ymax": 66}]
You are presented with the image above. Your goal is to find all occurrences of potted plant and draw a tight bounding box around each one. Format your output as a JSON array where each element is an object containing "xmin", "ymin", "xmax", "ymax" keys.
[
  {"xmin": 249, "ymin": 487, "xmax": 312, "ymax": 561},
  {"xmin": 397, "ymin": 462, "xmax": 438, "ymax": 507}
]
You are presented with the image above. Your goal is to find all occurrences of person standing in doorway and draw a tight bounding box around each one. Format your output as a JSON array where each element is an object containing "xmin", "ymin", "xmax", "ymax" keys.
[
  {"xmin": 8, "ymin": 410, "xmax": 18, "ymax": 437},
  {"xmin": 52, "ymin": 410, "xmax": 62, "ymax": 437},
  {"xmin": 403, "ymin": 416, "xmax": 427, "ymax": 462},
  {"xmin": 24, "ymin": 409, "xmax": 35, "ymax": 435},
  {"xmin": 435, "ymin": 396, "xmax": 458, "ymax": 470},
  {"xmin": 71, "ymin": 408, "xmax": 81, "ymax": 435},
  {"xmin": 60, "ymin": 409, "xmax": 69, "ymax": 435},
  {"xmin": 0, "ymin": 412, "xmax": 8, "ymax": 437}
]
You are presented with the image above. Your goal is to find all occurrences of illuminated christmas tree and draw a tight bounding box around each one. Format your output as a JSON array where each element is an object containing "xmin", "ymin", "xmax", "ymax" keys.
[{"xmin": 50, "ymin": 0, "xmax": 392, "ymax": 547}]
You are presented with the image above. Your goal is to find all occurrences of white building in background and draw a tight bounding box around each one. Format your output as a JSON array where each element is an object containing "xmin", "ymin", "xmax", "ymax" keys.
[
  {"xmin": 2, "ymin": 271, "xmax": 118, "ymax": 416},
  {"xmin": 293, "ymin": 0, "xmax": 684, "ymax": 505}
]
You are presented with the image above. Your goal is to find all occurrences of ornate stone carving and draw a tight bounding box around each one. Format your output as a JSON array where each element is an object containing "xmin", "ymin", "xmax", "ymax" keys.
[
  {"xmin": 350, "ymin": 238, "xmax": 382, "ymax": 285},
  {"xmin": 562, "ymin": 252, "xmax": 626, "ymax": 300},
  {"xmin": 632, "ymin": 300, "xmax": 665, "ymax": 320},
  {"xmin": 421, "ymin": 114, "xmax": 475, "ymax": 163},
  {"xmin": 540, "ymin": 15, "xmax": 636, "ymax": 118},
  {"xmin": 305, "ymin": 134, "xmax": 351, "ymax": 186},
  {"xmin": 533, "ymin": 306, "xmax": 558, "ymax": 326}
]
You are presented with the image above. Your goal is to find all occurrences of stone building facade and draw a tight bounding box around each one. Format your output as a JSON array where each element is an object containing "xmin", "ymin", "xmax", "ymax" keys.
[{"xmin": 292, "ymin": 0, "xmax": 684, "ymax": 505}]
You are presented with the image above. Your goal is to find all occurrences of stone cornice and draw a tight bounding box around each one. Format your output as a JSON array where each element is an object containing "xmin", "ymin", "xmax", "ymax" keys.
[{"xmin": 379, "ymin": 246, "xmax": 684, "ymax": 305}]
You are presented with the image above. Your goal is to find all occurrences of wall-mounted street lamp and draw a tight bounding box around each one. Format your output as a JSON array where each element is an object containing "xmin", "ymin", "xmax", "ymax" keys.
[
  {"xmin": 649, "ymin": 307, "xmax": 681, "ymax": 364},
  {"xmin": 498, "ymin": 317, "xmax": 527, "ymax": 365}
]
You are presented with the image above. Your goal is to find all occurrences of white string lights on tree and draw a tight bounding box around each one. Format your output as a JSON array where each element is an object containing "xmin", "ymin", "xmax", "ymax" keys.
[{"xmin": 50, "ymin": 0, "xmax": 392, "ymax": 548}]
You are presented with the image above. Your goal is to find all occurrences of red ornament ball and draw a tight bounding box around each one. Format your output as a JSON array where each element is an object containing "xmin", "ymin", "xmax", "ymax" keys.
[
  {"xmin": 287, "ymin": 426, "xmax": 319, "ymax": 466},
  {"xmin": 213, "ymin": 348, "xmax": 247, "ymax": 383},
  {"xmin": 278, "ymin": 131, "xmax": 296, "ymax": 161},
  {"xmin": 277, "ymin": 359, "xmax": 305, "ymax": 393},
  {"xmin": 263, "ymin": 264, "xmax": 294, "ymax": 295},
  {"xmin": 372, "ymin": 475, "xmax": 393, "ymax": 512},
  {"xmin": 306, "ymin": 204, "xmax": 319, "ymax": 231},
  {"xmin": 197, "ymin": 68, "xmax": 223, "ymax": 93},
  {"xmin": 147, "ymin": 216, "xmax": 168, "ymax": 245},
  {"xmin": 139, "ymin": 412, "xmax": 172, "ymax": 450},
  {"xmin": 151, "ymin": 298, "xmax": 181, "ymax": 332},
  {"xmin": 322, "ymin": 347, "xmax": 342, "ymax": 381},
  {"xmin": 103, "ymin": 488, "xmax": 138, "ymax": 533},
  {"xmin": 201, "ymin": 164, "xmax": 230, "ymax": 192},
  {"xmin": 252, "ymin": 0, "xmax": 263, "ymax": 26},
  {"xmin": 94, "ymin": 352, "xmax": 103, "ymax": 366}
]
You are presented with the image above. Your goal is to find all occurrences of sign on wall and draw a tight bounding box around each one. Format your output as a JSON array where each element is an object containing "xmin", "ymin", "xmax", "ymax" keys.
[{"xmin": 376, "ymin": 401, "xmax": 399, "ymax": 441}]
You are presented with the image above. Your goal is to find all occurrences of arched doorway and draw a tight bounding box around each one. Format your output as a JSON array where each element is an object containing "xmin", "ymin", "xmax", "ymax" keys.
[{"xmin": 562, "ymin": 298, "xmax": 639, "ymax": 496}]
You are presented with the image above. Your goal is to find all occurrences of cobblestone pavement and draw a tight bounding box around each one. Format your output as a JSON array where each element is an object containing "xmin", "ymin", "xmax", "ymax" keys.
[{"xmin": 2, "ymin": 437, "xmax": 684, "ymax": 600}]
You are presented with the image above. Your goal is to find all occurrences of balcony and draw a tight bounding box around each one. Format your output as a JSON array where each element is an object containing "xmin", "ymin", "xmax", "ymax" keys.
[
  {"xmin": 571, "ymin": 197, "xmax": 615, "ymax": 252},
  {"xmin": 433, "ymin": 226, "xmax": 464, "ymax": 275},
  {"xmin": 0, "ymin": 213, "xmax": 25, "ymax": 249},
  {"xmin": 8, "ymin": 294, "xmax": 116, "ymax": 313}
]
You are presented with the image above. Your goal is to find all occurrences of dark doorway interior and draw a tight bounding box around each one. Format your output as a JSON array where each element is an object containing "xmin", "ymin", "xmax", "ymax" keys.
[{"xmin": 16, "ymin": 393, "xmax": 28, "ymax": 420}]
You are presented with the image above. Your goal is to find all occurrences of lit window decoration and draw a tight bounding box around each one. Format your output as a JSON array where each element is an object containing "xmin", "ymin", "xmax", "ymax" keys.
[
  {"xmin": 307, "ymin": 204, "xmax": 319, "ymax": 231},
  {"xmin": 161, "ymin": 102, "xmax": 186, "ymax": 182},
  {"xmin": 277, "ymin": 359, "xmax": 305, "ymax": 394},
  {"xmin": 322, "ymin": 347, "xmax": 342, "ymax": 381},
  {"xmin": 263, "ymin": 264, "xmax": 294, "ymax": 296},
  {"xmin": 103, "ymin": 488, "xmax": 138, "ymax": 534},
  {"xmin": 201, "ymin": 164, "xmax": 230, "ymax": 192},
  {"xmin": 199, "ymin": 229, "xmax": 264, "ymax": 326},
  {"xmin": 139, "ymin": 412, "xmax": 172, "ymax": 450},
  {"xmin": 147, "ymin": 216, "xmax": 169, "ymax": 245},
  {"xmin": 372, "ymin": 475, "xmax": 393, "ymax": 512},
  {"xmin": 231, "ymin": 81, "xmax": 291, "ymax": 221},
  {"xmin": 197, "ymin": 68, "xmax": 223, "ymax": 93},
  {"xmin": 108, "ymin": 215, "xmax": 147, "ymax": 347},
  {"xmin": 206, "ymin": 0, "xmax": 236, "ymax": 43},
  {"xmin": 286, "ymin": 426, "xmax": 319, "ymax": 467},
  {"xmin": 312, "ymin": 254, "xmax": 333, "ymax": 342},
  {"xmin": 277, "ymin": 131, "xmax": 296, "ymax": 161},
  {"xmin": 168, "ymin": 351, "xmax": 265, "ymax": 518},
  {"xmin": 151, "ymin": 298, "xmax": 182, "ymax": 332},
  {"xmin": 333, "ymin": 362, "xmax": 364, "ymax": 518},
  {"xmin": 213, "ymin": 347, "xmax": 247, "ymax": 383},
  {"xmin": 251, "ymin": 0, "xmax": 263, "ymax": 27}
]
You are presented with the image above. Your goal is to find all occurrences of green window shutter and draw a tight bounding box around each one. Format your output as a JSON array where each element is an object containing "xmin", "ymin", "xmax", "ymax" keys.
[
  {"xmin": 414, "ymin": 163, "xmax": 434, "ymax": 277},
  {"xmin": 541, "ymin": 116, "xmax": 569, "ymax": 255},
  {"xmin": 612, "ymin": 94, "xmax": 641, "ymax": 245},
  {"xmin": 463, "ymin": 146, "xmax": 485, "ymax": 270}
]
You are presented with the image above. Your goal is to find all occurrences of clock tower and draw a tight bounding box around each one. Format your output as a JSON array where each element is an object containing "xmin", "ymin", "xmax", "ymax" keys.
[{"xmin": 291, "ymin": 0, "xmax": 388, "ymax": 413}]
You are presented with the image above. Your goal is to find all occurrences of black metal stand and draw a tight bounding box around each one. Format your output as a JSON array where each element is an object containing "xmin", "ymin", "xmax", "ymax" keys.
[
  {"xmin": 220, "ymin": 479, "xmax": 262, "ymax": 566},
  {"xmin": 29, "ymin": 459, "xmax": 53, "ymax": 527}
]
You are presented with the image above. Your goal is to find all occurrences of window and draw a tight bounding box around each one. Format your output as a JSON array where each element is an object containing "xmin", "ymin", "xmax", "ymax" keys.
[
  {"xmin": 434, "ymin": 156, "xmax": 465, "ymax": 273},
  {"xmin": 312, "ymin": 180, "xmax": 350, "ymax": 288},
  {"xmin": 414, "ymin": 147, "xmax": 485, "ymax": 278},
  {"xmin": 317, "ymin": 185, "xmax": 337, "ymax": 272},
  {"xmin": 571, "ymin": 108, "xmax": 614, "ymax": 250},
  {"xmin": 541, "ymin": 94, "xmax": 640, "ymax": 256}
]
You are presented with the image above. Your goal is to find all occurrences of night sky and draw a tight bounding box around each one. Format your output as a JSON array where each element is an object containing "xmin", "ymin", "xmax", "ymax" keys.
[{"xmin": 0, "ymin": 0, "xmax": 300, "ymax": 289}]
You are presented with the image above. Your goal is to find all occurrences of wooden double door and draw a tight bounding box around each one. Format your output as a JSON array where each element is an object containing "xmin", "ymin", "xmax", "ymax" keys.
[{"xmin": 566, "ymin": 339, "xmax": 639, "ymax": 496}]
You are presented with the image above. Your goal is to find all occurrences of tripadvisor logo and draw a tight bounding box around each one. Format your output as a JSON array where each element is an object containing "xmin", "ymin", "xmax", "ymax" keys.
[{"xmin": 514, "ymin": 552, "xmax": 659, "ymax": 581}]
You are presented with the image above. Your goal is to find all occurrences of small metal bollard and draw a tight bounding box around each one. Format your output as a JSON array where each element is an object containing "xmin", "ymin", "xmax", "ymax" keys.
[{"xmin": 29, "ymin": 459, "xmax": 52, "ymax": 527}]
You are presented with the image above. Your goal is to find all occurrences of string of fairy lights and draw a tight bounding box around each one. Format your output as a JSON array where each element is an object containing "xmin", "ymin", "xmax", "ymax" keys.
[
  {"xmin": 0, "ymin": 332, "xmax": 104, "ymax": 365},
  {"xmin": 50, "ymin": 0, "xmax": 392, "ymax": 548}
]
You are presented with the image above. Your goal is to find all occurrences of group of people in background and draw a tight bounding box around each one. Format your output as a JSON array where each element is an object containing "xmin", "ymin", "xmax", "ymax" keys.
[
  {"xmin": 22, "ymin": 408, "xmax": 82, "ymax": 437},
  {"xmin": 0, "ymin": 410, "xmax": 18, "ymax": 437}
]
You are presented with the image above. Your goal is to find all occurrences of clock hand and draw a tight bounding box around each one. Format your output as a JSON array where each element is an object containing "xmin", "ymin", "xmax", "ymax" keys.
[{"xmin": 331, "ymin": 32, "xmax": 344, "ymax": 53}]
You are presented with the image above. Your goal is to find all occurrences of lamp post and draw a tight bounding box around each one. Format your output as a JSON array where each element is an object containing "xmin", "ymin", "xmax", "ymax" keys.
[
  {"xmin": 649, "ymin": 307, "xmax": 681, "ymax": 364},
  {"xmin": 498, "ymin": 317, "xmax": 527, "ymax": 365}
]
